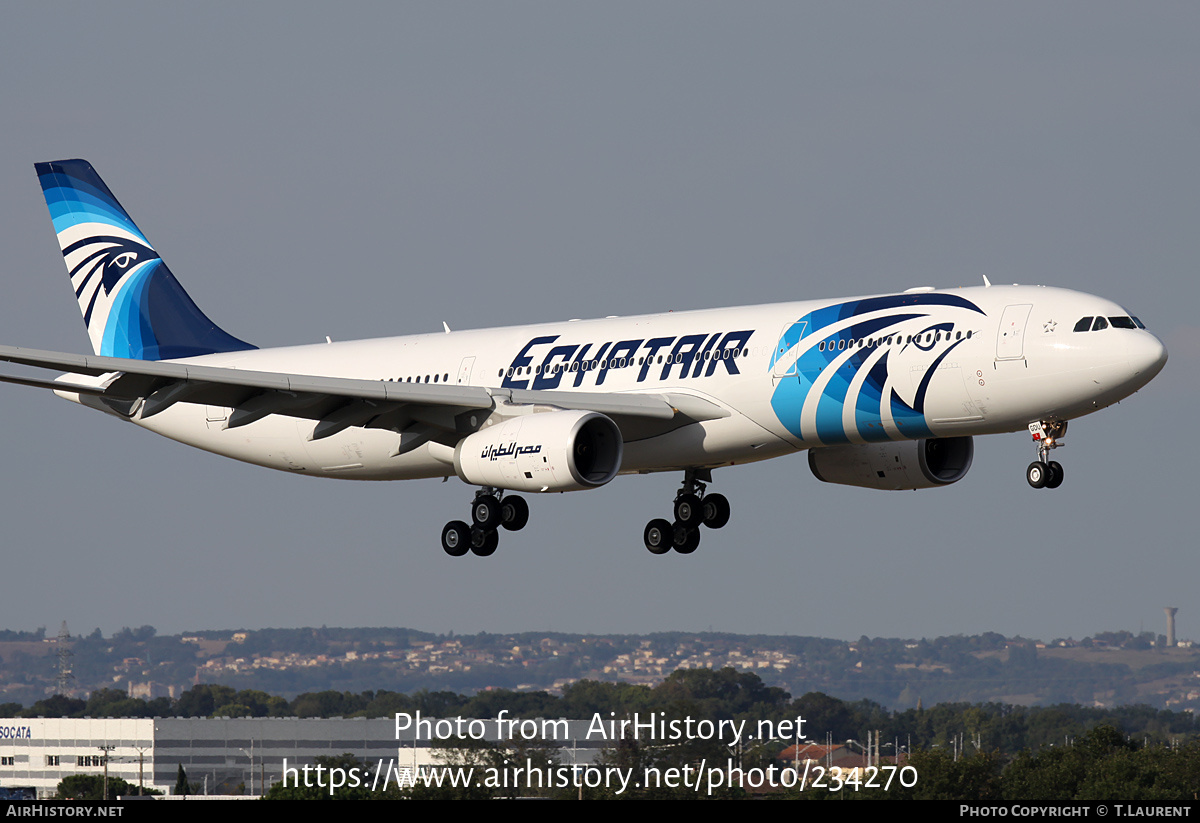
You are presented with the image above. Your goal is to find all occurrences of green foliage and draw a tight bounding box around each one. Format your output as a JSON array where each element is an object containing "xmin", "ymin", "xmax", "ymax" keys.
[
  {"xmin": 1002, "ymin": 725, "xmax": 1200, "ymax": 802},
  {"xmin": 19, "ymin": 695, "xmax": 86, "ymax": 718},
  {"xmin": 112, "ymin": 626, "xmax": 156, "ymax": 644},
  {"xmin": 865, "ymin": 749, "xmax": 1004, "ymax": 801},
  {"xmin": 211, "ymin": 703, "xmax": 254, "ymax": 718},
  {"xmin": 559, "ymin": 680, "xmax": 655, "ymax": 718},
  {"xmin": 174, "ymin": 764, "xmax": 191, "ymax": 796},
  {"xmin": 176, "ymin": 684, "xmax": 236, "ymax": 718},
  {"xmin": 56, "ymin": 774, "xmax": 159, "ymax": 800},
  {"xmin": 291, "ymin": 690, "xmax": 370, "ymax": 718}
]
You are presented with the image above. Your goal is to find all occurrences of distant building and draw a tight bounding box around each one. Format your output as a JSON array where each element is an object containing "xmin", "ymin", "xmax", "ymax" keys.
[
  {"xmin": 0, "ymin": 716, "xmax": 604, "ymax": 798},
  {"xmin": 127, "ymin": 682, "xmax": 176, "ymax": 701},
  {"xmin": 777, "ymin": 742, "xmax": 853, "ymax": 766}
]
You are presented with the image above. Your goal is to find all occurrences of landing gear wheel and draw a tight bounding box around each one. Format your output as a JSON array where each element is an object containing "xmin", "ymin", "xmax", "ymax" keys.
[
  {"xmin": 674, "ymin": 494, "xmax": 703, "ymax": 528},
  {"xmin": 1026, "ymin": 462, "xmax": 1047, "ymax": 489},
  {"xmin": 644, "ymin": 519, "xmax": 673, "ymax": 555},
  {"xmin": 470, "ymin": 527, "xmax": 498, "ymax": 557},
  {"xmin": 441, "ymin": 521, "xmax": 470, "ymax": 557},
  {"xmin": 472, "ymin": 495, "xmax": 502, "ymax": 530},
  {"xmin": 500, "ymin": 496, "xmax": 529, "ymax": 531},
  {"xmin": 1045, "ymin": 461, "xmax": 1064, "ymax": 489},
  {"xmin": 672, "ymin": 523, "xmax": 701, "ymax": 554},
  {"xmin": 701, "ymin": 493, "xmax": 731, "ymax": 529}
]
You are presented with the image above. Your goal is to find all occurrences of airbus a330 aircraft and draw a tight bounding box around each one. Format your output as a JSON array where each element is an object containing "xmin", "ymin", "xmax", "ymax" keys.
[{"xmin": 0, "ymin": 160, "xmax": 1168, "ymax": 557}]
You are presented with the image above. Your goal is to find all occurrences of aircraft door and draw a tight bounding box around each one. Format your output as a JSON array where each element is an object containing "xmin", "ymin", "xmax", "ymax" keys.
[
  {"xmin": 996, "ymin": 304, "xmax": 1032, "ymax": 360},
  {"xmin": 457, "ymin": 356, "xmax": 475, "ymax": 385},
  {"xmin": 771, "ymin": 321, "xmax": 806, "ymax": 385},
  {"xmin": 768, "ymin": 320, "xmax": 809, "ymax": 442}
]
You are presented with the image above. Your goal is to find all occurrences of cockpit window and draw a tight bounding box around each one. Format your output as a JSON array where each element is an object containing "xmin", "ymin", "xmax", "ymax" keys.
[{"xmin": 1075, "ymin": 315, "xmax": 1144, "ymax": 332}]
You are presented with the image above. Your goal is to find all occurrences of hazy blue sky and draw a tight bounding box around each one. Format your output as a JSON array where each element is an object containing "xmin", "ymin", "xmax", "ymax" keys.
[{"xmin": 0, "ymin": 3, "xmax": 1195, "ymax": 643}]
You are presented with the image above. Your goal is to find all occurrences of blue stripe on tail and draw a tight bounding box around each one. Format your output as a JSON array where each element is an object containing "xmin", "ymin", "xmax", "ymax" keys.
[{"xmin": 36, "ymin": 159, "xmax": 255, "ymax": 361}]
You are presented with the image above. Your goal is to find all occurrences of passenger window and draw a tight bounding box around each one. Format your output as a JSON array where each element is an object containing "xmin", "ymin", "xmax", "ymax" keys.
[
  {"xmin": 1073, "ymin": 317, "xmax": 1093, "ymax": 332},
  {"xmin": 1091, "ymin": 317, "xmax": 1109, "ymax": 331}
]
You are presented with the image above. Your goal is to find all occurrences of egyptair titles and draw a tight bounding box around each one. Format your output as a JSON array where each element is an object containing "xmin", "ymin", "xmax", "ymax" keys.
[{"xmin": 501, "ymin": 330, "xmax": 755, "ymax": 391}]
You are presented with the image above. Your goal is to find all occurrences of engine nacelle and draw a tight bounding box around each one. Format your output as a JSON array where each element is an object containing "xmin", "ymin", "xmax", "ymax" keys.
[
  {"xmin": 808, "ymin": 437, "xmax": 974, "ymax": 490},
  {"xmin": 454, "ymin": 410, "xmax": 623, "ymax": 493}
]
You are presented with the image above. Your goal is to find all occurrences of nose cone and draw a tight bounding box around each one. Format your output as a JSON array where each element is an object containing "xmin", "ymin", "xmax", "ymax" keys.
[{"xmin": 1124, "ymin": 331, "xmax": 1168, "ymax": 388}]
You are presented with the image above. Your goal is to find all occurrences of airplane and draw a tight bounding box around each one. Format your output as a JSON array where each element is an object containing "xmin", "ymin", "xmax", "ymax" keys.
[{"xmin": 0, "ymin": 159, "xmax": 1168, "ymax": 558}]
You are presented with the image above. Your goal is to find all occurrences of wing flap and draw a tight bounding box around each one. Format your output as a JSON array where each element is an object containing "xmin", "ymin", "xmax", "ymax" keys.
[
  {"xmin": 502, "ymin": 387, "xmax": 678, "ymax": 420},
  {"xmin": 0, "ymin": 371, "xmax": 111, "ymax": 396}
]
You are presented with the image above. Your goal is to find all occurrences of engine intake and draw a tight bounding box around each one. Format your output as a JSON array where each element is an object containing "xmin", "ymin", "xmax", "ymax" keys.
[
  {"xmin": 808, "ymin": 436, "xmax": 974, "ymax": 490},
  {"xmin": 455, "ymin": 410, "xmax": 623, "ymax": 492}
]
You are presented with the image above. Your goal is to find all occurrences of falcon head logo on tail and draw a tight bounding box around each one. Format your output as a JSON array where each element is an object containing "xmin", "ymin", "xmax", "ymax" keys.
[{"xmin": 36, "ymin": 159, "xmax": 254, "ymax": 361}]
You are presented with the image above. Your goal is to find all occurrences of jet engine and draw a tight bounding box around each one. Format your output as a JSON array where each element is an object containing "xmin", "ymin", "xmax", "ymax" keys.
[
  {"xmin": 808, "ymin": 436, "xmax": 974, "ymax": 490},
  {"xmin": 454, "ymin": 410, "xmax": 623, "ymax": 493}
]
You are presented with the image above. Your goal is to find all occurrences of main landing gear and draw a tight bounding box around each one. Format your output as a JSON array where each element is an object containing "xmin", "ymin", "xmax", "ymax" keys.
[
  {"xmin": 441, "ymin": 488, "xmax": 529, "ymax": 557},
  {"xmin": 644, "ymin": 469, "xmax": 731, "ymax": 555},
  {"xmin": 1026, "ymin": 420, "xmax": 1067, "ymax": 490}
]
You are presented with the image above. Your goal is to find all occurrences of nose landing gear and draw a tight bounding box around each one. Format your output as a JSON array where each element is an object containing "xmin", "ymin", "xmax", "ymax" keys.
[
  {"xmin": 442, "ymin": 488, "xmax": 529, "ymax": 557},
  {"xmin": 1026, "ymin": 420, "xmax": 1066, "ymax": 490},
  {"xmin": 644, "ymin": 469, "xmax": 730, "ymax": 555}
]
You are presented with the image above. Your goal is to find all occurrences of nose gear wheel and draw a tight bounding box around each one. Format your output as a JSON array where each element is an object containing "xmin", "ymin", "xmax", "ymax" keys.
[{"xmin": 1026, "ymin": 421, "xmax": 1067, "ymax": 491}]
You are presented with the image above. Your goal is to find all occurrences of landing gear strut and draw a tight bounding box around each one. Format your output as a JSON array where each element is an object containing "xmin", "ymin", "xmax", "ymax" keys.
[
  {"xmin": 643, "ymin": 469, "xmax": 730, "ymax": 555},
  {"xmin": 442, "ymin": 488, "xmax": 529, "ymax": 557},
  {"xmin": 1026, "ymin": 420, "xmax": 1067, "ymax": 490}
]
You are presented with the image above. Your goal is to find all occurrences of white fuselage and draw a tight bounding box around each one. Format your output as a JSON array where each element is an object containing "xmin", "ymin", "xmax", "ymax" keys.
[{"xmin": 78, "ymin": 284, "xmax": 1164, "ymax": 485}]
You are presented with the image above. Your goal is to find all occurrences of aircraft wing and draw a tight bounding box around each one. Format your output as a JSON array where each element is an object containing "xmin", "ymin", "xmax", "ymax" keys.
[{"xmin": 0, "ymin": 345, "xmax": 727, "ymax": 444}]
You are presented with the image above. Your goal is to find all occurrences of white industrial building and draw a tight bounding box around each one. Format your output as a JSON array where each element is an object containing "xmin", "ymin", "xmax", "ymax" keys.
[{"xmin": 0, "ymin": 716, "xmax": 603, "ymax": 798}]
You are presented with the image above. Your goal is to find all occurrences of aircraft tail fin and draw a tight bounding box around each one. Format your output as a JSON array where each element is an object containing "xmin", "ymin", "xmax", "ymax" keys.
[{"xmin": 35, "ymin": 159, "xmax": 255, "ymax": 360}]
